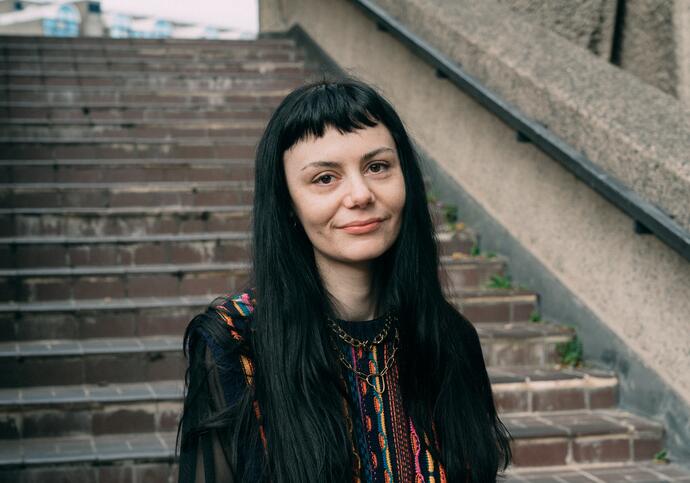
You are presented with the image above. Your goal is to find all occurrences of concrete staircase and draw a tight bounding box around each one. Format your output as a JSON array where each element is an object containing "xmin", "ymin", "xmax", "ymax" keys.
[{"xmin": 0, "ymin": 35, "xmax": 688, "ymax": 482}]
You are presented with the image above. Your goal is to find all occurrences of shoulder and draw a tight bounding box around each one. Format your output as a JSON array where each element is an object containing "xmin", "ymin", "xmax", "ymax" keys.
[
  {"xmin": 211, "ymin": 287, "xmax": 257, "ymax": 342},
  {"xmin": 184, "ymin": 287, "xmax": 257, "ymax": 360}
]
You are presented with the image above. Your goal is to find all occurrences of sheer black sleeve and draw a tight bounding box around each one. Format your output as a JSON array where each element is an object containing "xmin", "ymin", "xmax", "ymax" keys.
[{"xmin": 177, "ymin": 330, "xmax": 236, "ymax": 483}]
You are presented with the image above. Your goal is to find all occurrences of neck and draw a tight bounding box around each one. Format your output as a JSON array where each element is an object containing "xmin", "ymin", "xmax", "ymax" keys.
[{"xmin": 315, "ymin": 252, "xmax": 377, "ymax": 321}]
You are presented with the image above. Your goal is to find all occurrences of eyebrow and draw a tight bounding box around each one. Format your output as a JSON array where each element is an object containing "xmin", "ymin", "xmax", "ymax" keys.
[{"xmin": 300, "ymin": 147, "xmax": 395, "ymax": 171}]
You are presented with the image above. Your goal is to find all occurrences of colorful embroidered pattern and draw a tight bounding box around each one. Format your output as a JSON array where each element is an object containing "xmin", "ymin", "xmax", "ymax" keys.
[{"xmin": 211, "ymin": 289, "xmax": 447, "ymax": 482}]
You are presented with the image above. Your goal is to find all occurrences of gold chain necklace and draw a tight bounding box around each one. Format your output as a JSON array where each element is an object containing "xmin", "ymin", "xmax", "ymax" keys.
[
  {"xmin": 328, "ymin": 325, "xmax": 399, "ymax": 395},
  {"xmin": 326, "ymin": 312, "xmax": 396, "ymax": 350}
]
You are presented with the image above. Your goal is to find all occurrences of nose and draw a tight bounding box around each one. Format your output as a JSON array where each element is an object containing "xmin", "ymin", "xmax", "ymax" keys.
[{"xmin": 344, "ymin": 173, "xmax": 375, "ymax": 208}]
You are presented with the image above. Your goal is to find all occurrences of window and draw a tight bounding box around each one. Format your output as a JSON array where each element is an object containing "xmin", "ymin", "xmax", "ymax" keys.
[{"xmin": 43, "ymin": 4, "xmax": 81, "ymax": 37}]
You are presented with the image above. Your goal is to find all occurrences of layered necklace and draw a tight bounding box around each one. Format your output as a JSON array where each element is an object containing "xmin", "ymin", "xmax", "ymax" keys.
[{"xmin": 327, "ymin": 312, "xmax": 400, "ymax": 395}]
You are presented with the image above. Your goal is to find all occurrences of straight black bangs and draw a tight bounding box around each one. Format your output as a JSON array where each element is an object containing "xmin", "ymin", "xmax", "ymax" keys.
[{"xmin": 276, "ymin": 80, "xmax": 386, "ymax": 154}]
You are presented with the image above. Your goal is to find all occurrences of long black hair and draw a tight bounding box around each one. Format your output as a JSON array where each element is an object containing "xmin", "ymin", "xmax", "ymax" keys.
[{"xmin": 177, "ymin": 77, "xmax": 512, "ymax": 482}]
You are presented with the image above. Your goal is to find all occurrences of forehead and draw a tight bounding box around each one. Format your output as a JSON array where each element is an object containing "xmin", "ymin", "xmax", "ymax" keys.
[{"xmin": 283, "ymin": 123, "xmax": 396, "ymax": 166}]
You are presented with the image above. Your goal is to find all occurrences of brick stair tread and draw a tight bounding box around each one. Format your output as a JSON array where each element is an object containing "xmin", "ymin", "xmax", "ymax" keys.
[
  {"xmin": 0, "ymin": 260, "xmax": 250, "ymax": 277},
  {"xmin": 505, "ymin": 462, "xmax": 690, "ymax": 481},
  {"xmin": 0, "ymin": 380, "xmax": 183, "ymax": 407},
  {"xmin": 0, "ymin": 120, "xmax": 268, "ymax": 129},
  {"xmin": 0, "ymin": 322, "xmax": 571, "ymax": 357},
  {"xmin": 0, "ymin": 258, "xmax": 499, "ymax": 278},
  {"xmin": 0, "ymin": 159, "xmax": 256, "ymax": 167},
  {"xmin": 503, "ymin": 409, "xmax": 663, "ymax": 439},
  {"xmin": 1, "ymin": 70, "xmax": 309, "ymax": 80},
  {"xmin": 2, "ymin": 56, "xmax": 303, "ymax": 66},
  {"xmin": 0, "ymin": 409, "xmax": 665, "ymax": 466},
  {"xmin": 0, "ymin": 335, "xmax": 181, "ymax": 357},
  {"xmin": 0, "ymin": 230, "xmax": 252, "ymax": 245},
  {"xmin": 0, "ymin": 365, "xmax": 612, "ymax": 408},
  {"xmin": 0, "ymin": 137, "xmax": 261, "ymax": 145},
  {"xmin": 1, "ymin": 180, "xmax": 252, "ymax": 190},
  {"xmin": 0, "ymin": 431, "xmax": 177, "ymax": 466},
  {"xmin": 0, "ymin": 204, "xmax": 253, "ymax": 215},
  {"xmin": 0, "ymin": 231, "xmax": 471, "ymax": 247},
  {"xmin": 0, "ymin": 116, "xmax": 270, "ymax": 125},
  {"xmin": 0, "ymin": 291, "xmax": 534, "ymax": 313}
]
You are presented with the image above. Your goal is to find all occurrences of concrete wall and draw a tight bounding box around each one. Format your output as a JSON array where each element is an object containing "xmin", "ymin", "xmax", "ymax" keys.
[
  {"xmin": 260, "ymin": 0, "xmax": 690, "ymax": 457},
  {"xmin": 673, "ymin": 0, "xmax": 690, "ymax": 105},
  {"xmin": 0, "ymin": 19, "xmax": 42, "ymax": 35},
  {"xmin": 617, "ymin": 0, "xmax": 679, "ymax": 97},
  {"xmin": 497, "ymin": 0, "xmax": 618, "ymax": 59}
]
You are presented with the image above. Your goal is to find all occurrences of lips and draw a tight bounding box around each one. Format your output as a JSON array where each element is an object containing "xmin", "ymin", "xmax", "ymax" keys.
[
  {"xmin": 340, "ymin": 217, "xmax": 384, "ymax": 228},
  {"xmin": 339, "ymin": 218, "xmax": 385, "ymax": 235}
]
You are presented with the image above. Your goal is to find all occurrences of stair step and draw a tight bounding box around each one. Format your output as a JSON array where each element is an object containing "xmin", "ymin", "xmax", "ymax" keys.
[
  {"xmin": 0, "ymin": 60, "xmax": 306, "ymax": 75},
  {"xmin": 506, "ymin": 409, "xmax": 664, "ymax": 467},
  {"xmin": 0, "ymin": 230, "xmax": 473, "ymax": 268},
  {"xmin": 0, "ymin": 123, "xmax": 268, "ymax": 142},
  {"xmin": 489, "ymin": 365, "xmax": 618, "ymax": 413},
  {"xmin": 0, "ymin": 409, "xmax": 666, "ymax": 468},
  {"xmin": 0, "ymin": 232, "xmax": 251, "ymax": 268},
  {"xmin": 0, "ymin": 257, "xmax": 504, "ymax": 303},
  {"xmin": 0, "ymin": 158, "xmax": 257, "ymax": 184},
  {"xmin": 0, "ymin": 321, "xmax": 574, "ymax": 389},
  {"xmin": 0, "ymin": 290, "xmax": 535, "ymax": 341},
  {"xmin": 451, "ymin": 290, "xmax": 539, "ymax": 323},
  {"xmin": 0, "ymin": 74, "xmax": 307, "ymax": 92},
  {"xmin": 1, "ymin": 180, "xmax": 254, "ymax": 208},
  {"xmin": 478, "ymin": 322, "xmax": 575, "ymax": 366},
  {"xmin": 0, "ymin": 91, "xmax": 289, "ymax": 108},
  {"xmin": 0, "ymin": 365, "xmax": 616, "ymax": 440},
  {"xmin": 0, "ymin": 380, "xmax": 182, "ymax": 439},
  {"xmin": 505, "ymin": 462, "xmax": 690, "ymax": 481},
  {"xmin": 0, "ymin": 335, "xmax": 185, "ymax": 388},
  {"xmin": 0, "ymin": 430, "xmax": 178, "ymax": 467},
  {"xmin": 0, "ymin": 141, "xmax": 261, "ymax": 161},
  {"xmin": 0, "ymin": 261, "xmax": 252, "ymax": 303},
  {"xmin": 0, "ymin": 106, "xmax": 276, "ymax": 125},
  {"xmin": 0, "ymin": 204, "xmax": 254, "ymax": 237}
]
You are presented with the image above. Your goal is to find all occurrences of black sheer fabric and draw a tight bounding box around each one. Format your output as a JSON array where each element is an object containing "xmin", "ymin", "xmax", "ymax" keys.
[
  {"xmin": 178, "ymin": 333, "xmax": 236, "ymax": 483},
  {"xmin": 177, "ymin": 312, "xmax": 389, "ymax": 483}
]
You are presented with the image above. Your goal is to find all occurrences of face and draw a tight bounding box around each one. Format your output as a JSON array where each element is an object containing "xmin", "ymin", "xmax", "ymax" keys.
[{"xmin": 283, "ymin": 123, "xmax": 406, "ymax": 271}]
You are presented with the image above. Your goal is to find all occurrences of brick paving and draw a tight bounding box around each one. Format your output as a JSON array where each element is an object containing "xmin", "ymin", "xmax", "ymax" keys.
[{"xmin": 0, "ymin": 34, "xmax": 688, "ymax": 480}]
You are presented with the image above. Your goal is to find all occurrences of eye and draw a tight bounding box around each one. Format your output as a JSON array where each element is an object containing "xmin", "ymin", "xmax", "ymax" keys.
[
  {"xmin": 368, "ymin": 162, "xmax": 389, "ymax": 173},
  {"xmin": 314, "ymin": 174, "xmax": 334, "ymax": 185}
]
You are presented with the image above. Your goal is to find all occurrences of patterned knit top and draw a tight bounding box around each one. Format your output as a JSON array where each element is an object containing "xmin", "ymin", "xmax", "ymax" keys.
[{"xmin": 177, "ymin": 288, "xmax": 447, "ymax": 483}]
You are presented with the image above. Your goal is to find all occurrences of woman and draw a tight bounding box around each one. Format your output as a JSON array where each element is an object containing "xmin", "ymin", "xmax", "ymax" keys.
[{"xmin": 176, "ymin": 78, "xmax": 512, "ymax": 482}]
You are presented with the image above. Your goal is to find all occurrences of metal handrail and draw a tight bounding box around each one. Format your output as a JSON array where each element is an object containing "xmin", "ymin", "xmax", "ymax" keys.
[{"xmin": 350, "ymin": 0, "xmax": 690, "ymax": 262}]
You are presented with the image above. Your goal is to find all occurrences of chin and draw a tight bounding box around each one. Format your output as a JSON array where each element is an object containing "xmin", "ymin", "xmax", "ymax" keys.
[{"xmin": 340, "ymin": 244, "xmax": 391, "ymax": 263}]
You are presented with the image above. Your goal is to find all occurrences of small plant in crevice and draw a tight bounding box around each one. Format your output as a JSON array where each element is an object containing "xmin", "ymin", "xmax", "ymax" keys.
[
  {"xmin": 487, "ymin": 274, "xmax": 513, "ymax": 289},
  {"xmin": 442, "ymin": 203, "xmax": 458, "ymax": 225},
  {"xmin": 529, "ymin": 310, "xmax": 542, "ymax": 323},
  {"xmin": 557, "ymin": 334, "xmax": 583, "ymax": 367},
  {"xmin": 470, "ymin": 244, "xmax": 481, "ymax": 257},
  {"xmin": 653, "ymin": 449, "xmax": 670, "ymax": 464},
  {"xmin": 485, "ymin": 251, "xmax": 496, "ymax": 259}
]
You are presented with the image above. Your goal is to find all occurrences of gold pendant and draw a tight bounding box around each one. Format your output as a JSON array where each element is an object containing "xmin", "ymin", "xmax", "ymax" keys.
[{"xmin": 365, "ymin": 373, "xmax": 386, "ymax": 394}]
